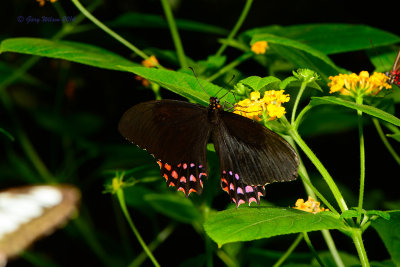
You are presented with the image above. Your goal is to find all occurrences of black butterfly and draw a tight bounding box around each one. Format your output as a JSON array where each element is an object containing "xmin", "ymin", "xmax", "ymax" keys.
[
  {"xmin": 386, "ymin": 49, "xmax": 400, "ymax": 86},
  {"xmin": 119, "ymin": 97, "xmax": 299, "ymax": 206}
]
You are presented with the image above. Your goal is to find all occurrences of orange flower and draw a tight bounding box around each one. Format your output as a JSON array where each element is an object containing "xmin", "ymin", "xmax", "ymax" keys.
[
  {"xmin": 136, "ymin": 55, "xmax": 159, "ymax": 87},
  {"xmin": 251, "ymin": 41, "xmax": 268, "ymax": 55},
  {"xmin": 328, "ymin": 71, "xmax": 391, "ymax": 97},
  {"xmin": 294, "ymin": 196, "xmax": 328, "ymax": 214}
]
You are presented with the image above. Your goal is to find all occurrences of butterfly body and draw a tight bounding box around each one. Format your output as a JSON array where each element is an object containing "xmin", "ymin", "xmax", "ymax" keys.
[
  {"xmin": 386, "ymin": 49, "xmax": 400, "ymax": 86},
  {"xmin": 119, "ymin": 97, "xmax": 299, "ymax": 206}
]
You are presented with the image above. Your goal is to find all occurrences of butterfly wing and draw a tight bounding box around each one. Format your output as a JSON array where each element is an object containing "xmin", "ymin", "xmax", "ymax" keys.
[
  {"xmin": 212, "ymin": 110, "xmax": 299, "ymax": 206},
  {"xmin": 390, "ymin": 50, "xmax": 400, "ymax": 86},
  {"xmin": 118, "ymin": 100, "xmax": 212, "ymax": 195}
]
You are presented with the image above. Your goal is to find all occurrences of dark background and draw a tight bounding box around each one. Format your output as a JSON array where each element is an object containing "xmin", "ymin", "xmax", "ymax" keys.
[{"xmin": 1, "ymin": 0, "xmax": 400, "ymax": 266}]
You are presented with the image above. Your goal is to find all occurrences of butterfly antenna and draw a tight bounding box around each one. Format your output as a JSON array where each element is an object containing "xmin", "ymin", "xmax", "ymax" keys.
[
  {"xmin": 189, "ymin": 67, "xmax": 211, "ymax": 97},
  {"xmin": 369, "ymin": 39, "xmax": 386, "ymax": 70}
]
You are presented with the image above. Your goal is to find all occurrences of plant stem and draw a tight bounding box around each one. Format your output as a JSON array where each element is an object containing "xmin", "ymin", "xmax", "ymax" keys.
[
  {"xmin": 116, "ymin": 188, "xmax": 160, "ymax": 267},
  {"xmin": 215, "ymin": 0, "xmax": 253, "ymax": 56},
  {"xmin": 372, "ymin": 118, "xmax": 400, "ymax": 165},
  {"xmin": 286, "ymin": 122, "xmax": 348, "ymax": 213},
  {"xmin": 303, "ymin": 232, "xmax": 326, "ymax": 267},
  {"xmin": 206, "ymin": 52, "xmax": 253, "ymax": 82},
  {"xmin": 70, "ymin": 0, "xmax": 150, "ymax": 61},
  {"xmin": 291, "ymin": 81, "xmax": 307, "ymax": 125},
  {"xmin": 356, "ymin": 96, "xmax": 365, "ymax": 225},
  {"xmin": 128, "ymin": 224, "xmax": 175, "ymax": 267},
  {"xmin": 272, "ymin": 234, "xmax": 303, "ymax": 267},
  {"xmin": 351, "ymin": 229, "xmax": 370, "ymax": 267},
  {"xmin": 160, "ymin": 0, "xmax": 187, "ymax": 69}
]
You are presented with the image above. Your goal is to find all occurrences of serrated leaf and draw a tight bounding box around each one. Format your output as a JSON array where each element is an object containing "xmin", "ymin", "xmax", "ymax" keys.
[
  {"xmin": 239, "ymin": 76, "xmax": 280, "ymax": 91},
  {"xmin": 117, "ymin": 66, "xmax": 234, "ymax": 105},
  {"xmin": 204, "ymin": 207, "xmax": 345, "ymax": 246},
  {"xmin": 251, "ymin": 33, "xmax": 345, "ymax": 80},
  {"xmin": 340, "ymin": 210, "xmax": 359, "ymax": 219},
  {"xmin": 367, "ymin": 210, "xmax": 390, "ymax": 220},
  {"xmin": 372, "ymin": 211, "xmax": 400, "ymax": 265},
  {"xmin": 144, "ymin": 193, "xmax": 202, "ymax": 224},
  {"xmin": 279, "ymin": 76, "xmax": 298, "ymax": 90},
  {"xmin": 0, "ymin": 38, "xmax": 138, "ymax": 71},
  {"xmin": 310, "ymin": 96, "xmax": 400, "ymax": 127},
  {"xmin": 243, "ymin": 24, "xmax": 400, "ymax": 55}
]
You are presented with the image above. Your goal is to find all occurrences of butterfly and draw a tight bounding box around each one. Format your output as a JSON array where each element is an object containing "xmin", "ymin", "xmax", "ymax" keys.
[
  {"xmin": 386, "ymin": 49, "xmax": 400, "ymax": 86},
  {"xmin": 0, "ymin": 185, "xmax": 80, "ymax": 266},
  {"xmin": 119, "ymin": 96, "xmax": 299, "ymax": 207}
]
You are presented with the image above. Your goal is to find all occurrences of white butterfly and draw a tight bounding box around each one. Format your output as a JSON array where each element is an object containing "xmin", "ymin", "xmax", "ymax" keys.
[{"xmin": 0, "ymin": 185, "xmax": 80, "ymax": 266}]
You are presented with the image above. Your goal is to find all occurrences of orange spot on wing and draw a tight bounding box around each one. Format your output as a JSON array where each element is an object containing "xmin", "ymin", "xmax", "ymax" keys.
[
  {"xmin": 164, "ymin": 163, "xmax": 172, "ymax": 171},
  {"xmin": 171, "ymin": 170, "xmax": 178, "ymax": 179}
]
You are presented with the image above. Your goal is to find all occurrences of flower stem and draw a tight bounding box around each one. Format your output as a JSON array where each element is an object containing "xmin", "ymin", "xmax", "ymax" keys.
[
  {"xmin": 116, "ymin": 188, "xmax": 160, "ymax": 267},
  {"xmin": 70, "ymin": 0, "xmax": 150, "ymax": 61},
  {"xmin": 356, "ymin": 96, "xmax": 365, "ymax": 225},
  {"xmin": 286, "ymin": 123, "xmax": 348, "ymax": 213},
  {"xmin": 291, "ymin": 81, "xmax": 308, "ymax": 125},
  {"xmin": 272, "ymin": 234, "xmax": 303, "ymax": 267},
  {"xmin": 160, "ymin": 0, "xmax": 187, "ymax": 69},
  {"xmin": 372, "ymin": 118, "xmax": 400, "ymax": 165},
  {"xmin": 215, "ymin": 0, "xmax": 253, "ymax": 56},
  {"xmin": 351, "ymin": 229, "xmax": 370, "ymax": 267},
  {"xmin": 206, "ymin": 52, "xmax": 253, "ymax": 82},
  {"xmin": 303, "ymin": 232, "xmax": 327, "ymax": 267}
]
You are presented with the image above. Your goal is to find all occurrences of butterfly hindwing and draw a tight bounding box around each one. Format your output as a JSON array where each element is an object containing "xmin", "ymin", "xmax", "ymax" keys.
[
  {"xmin": 212, "ymin": 110, "xmax": 299, "ymax": 205},
  {"xmin": 118, "ymin": 100, "xmax": 211, "ymax": 195}
]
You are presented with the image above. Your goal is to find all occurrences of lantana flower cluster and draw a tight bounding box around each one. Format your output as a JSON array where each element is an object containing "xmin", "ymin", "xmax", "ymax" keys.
[
  {"xmin": 328, "ymin": 71, "xmax": 391, "ymax": 97},
  {"xmin": 234, "ymin": 90, "xmax": 290, "ymax": 121},
  {"xmin": 294, "ymin": 196, "xmax": 328, "ymax": 214}
]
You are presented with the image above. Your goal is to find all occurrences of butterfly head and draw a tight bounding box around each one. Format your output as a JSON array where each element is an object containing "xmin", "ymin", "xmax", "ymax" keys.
[{"xmin": 209, "ymin": 97, "xmax": 222, "ymax": 111}]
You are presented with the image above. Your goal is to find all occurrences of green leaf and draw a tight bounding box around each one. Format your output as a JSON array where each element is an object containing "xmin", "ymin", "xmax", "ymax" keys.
[
  {"xmin": 117, "ymin": 66, "xmax": 233, "ymax": 105},
  {"xmin": 239, "ymin": 76, "xmax": 280, "ymax": 91},
  {"xmin": 372, "ymin": 211, "xmax": 400, "ymax": 265},
  {"xmin": 0, "ymin": 38, "xmax": 138, "ymax": 71},
  {"xmin": 310, "ymin": 96, "xmax": 400, "ymax": 127},
  {"xmin": 144, "ymin": 193, "xmax": 202, "ymax": 224},
  {"xmin": 251, "ymin": 34, "xmax": 345, "ymax": 81},
  {"xmin": 340, "ymin": 210, "xmax": 359, "ymax": 220},
  {"xmin": 387, "ymin": 133, "xmax": 400, "ymax": 142},
  {"xmin": 367, "ymin": 210, "xmax": 391, "ymax": 220},
  {"xmin": 244, "ymin": 24, "xmax": 400, "ymax": 55},
  {"xmin": 108, "ymin": 12, "xmax": 229, "ymax": 35},
  {"xmin": 204, "ymin": 207, "xmax": 345, "ymax": 247}
]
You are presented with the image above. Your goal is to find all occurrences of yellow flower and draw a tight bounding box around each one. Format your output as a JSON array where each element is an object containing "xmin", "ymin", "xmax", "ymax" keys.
[
  {"xmin": 141, "ymin": 55, "xmax": 159, "ymax": 68},
  {"xmin": 251, "ymin": 41, "xmax": 268, "ymax": 55},
  {"xmin": 294, "ymin": 196, "xmax": 328, "ymax": 214},
  {"xmin": 328, "ymin": 71, "xmax": 391, "ymax": 97},
  {"xmin": 234, "ymin": 90, "xmax": 290, "ymax": 120},
  {"xmin": 136, "ymin": 55, "xmax": 159, "ymax": 87}
]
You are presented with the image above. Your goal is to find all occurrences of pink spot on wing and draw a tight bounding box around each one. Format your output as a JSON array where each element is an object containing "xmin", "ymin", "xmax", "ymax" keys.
[
  {"xmin": 245, "ymin": 186, "xmax": 254, "ymax": 193},
  {"xmin": 190, "ymin": 174, "xmax": 196, "ymax": 182},
  {"xmin": 180, "ymin": 176, "xmax": 186, "ymax": 183},
  {"xmin": 249, "ymin": 197, "xmax": 257, "ymax": 205},
  {"xmin": 235, "ymin": 173, "xmax": 239, "ymax": 180},
  {"xmin": 237, "ymin": 199, "xmax": 245, "ymax": 206},
  {"xmin": 229, "ymin": 183, "xmax": 235, "ymax": 191},
  {"xmin": 183, "ymin": 163, "xmax": 187, "ymax": 169},
  {"xmin": 190, "ymin": 163, "xmax": 195, "ymax": 168},
  {"xmin": 237, "ymin": 187, "xmax": 244, "ymax": 194}
]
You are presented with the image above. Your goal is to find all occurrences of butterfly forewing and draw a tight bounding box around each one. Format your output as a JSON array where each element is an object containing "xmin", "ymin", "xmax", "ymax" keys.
[
  {"xmin": 212, "ymin": 110, "xmax": 299, "ymax": 205},
  {"xmin": 118, "ymin": 100, "xmax": 212, "ymax": 195}
]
